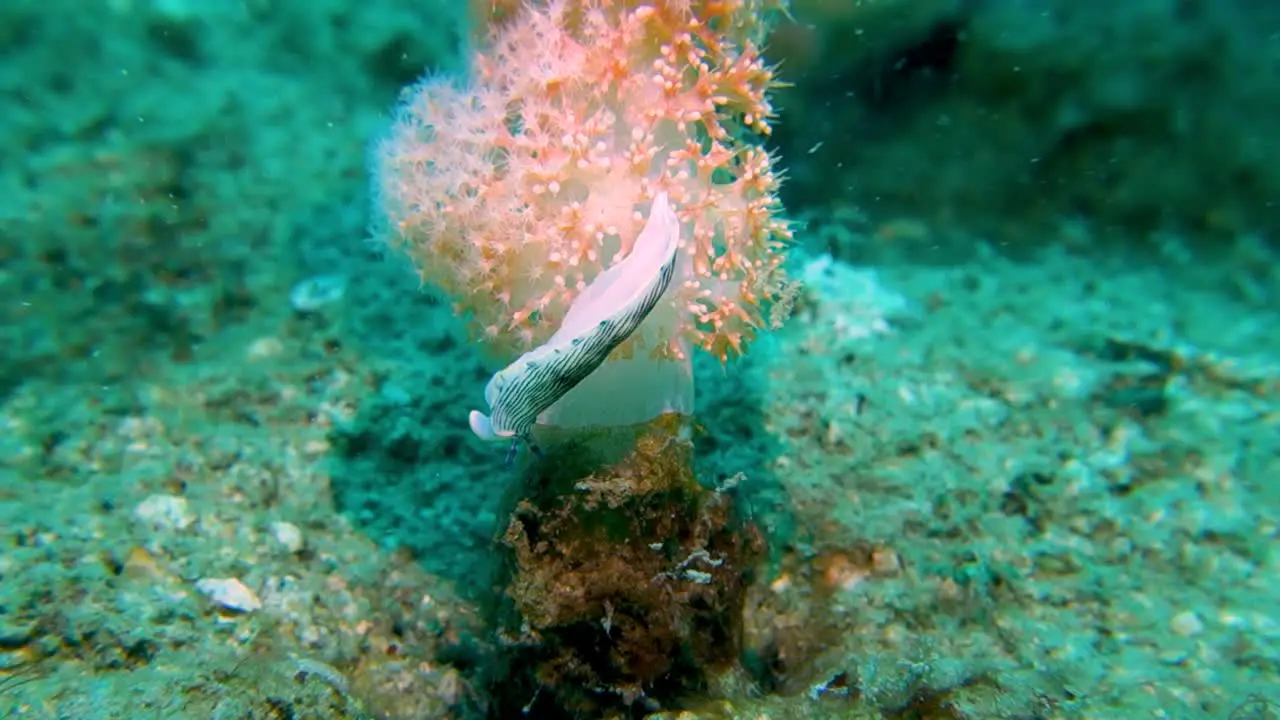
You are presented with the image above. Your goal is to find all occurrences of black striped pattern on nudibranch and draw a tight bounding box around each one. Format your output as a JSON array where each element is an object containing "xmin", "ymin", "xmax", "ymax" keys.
[{"xmin": 486, "ymin": 249, "xmax": 679, "ymax": 439}]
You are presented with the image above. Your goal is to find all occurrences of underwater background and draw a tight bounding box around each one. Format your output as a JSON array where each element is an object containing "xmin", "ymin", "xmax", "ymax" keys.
[{"xmin": 1, "ymin": 0, "xmax": 1278, "ymax": 718}]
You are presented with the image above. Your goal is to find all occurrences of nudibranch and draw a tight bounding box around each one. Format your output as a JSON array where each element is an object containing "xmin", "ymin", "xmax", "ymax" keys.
[{"xmin": 469, "ymin": 192, "xmax": 682, "ymax": 459}]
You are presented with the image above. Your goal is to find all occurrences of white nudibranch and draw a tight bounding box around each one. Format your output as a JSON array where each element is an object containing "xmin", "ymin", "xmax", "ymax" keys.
[{"xmin": 468, "ymin": 192, "xmax": 682, "ymax": 460}]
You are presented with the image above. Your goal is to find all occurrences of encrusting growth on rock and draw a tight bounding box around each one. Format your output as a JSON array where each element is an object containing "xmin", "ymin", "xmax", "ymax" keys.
[{"xmin": 489, "ymin": 415, "xmax": 763, "ymax": 715}]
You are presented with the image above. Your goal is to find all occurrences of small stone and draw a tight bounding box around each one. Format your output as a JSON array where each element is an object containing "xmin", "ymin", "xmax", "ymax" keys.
[
  {"xmin": 290, "ymin": 275, "xmax": 347, "ymax": 312},
  {"xmin": 270, "ymin": 521, "xmax": 304, "ymax": 553},
  {"xmin": 872, "ymin": 548, "xmax": 901, "ymax": 575},
  {"xmin": 133, "ymin": 494, "xmax": 194, "ymax": 531},
  {"xmin": 1170, "ymin": 610, "xmax": 1205, "ymax": 637},
  {"xmin": 247, "ymin": 337, "xmax": 284, "ymax": 361},
  {"xmin": 123, "ymin": 546, "xmax": 165, "ymax": 580},
  {"xmin": 196, "ymin": 577, "xmax": 262, "ymax": 613}
]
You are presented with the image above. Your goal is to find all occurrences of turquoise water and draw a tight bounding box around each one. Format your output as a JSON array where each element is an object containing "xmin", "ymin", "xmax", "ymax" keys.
[{"xmin": 1, "ymin": 1, "xmax": 1277, "ymax": 718}]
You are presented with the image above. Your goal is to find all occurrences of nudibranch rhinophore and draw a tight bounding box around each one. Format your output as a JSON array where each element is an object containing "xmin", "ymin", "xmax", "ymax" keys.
[{"xmin": 469, "ymin": 192, "xmax": 682, "ymax": 460}]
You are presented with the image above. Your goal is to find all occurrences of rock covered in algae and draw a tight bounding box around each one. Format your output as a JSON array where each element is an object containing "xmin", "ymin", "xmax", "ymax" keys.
[{"xmin": 490, "ymin": 415, "xmax": 764, "ymax": 716}]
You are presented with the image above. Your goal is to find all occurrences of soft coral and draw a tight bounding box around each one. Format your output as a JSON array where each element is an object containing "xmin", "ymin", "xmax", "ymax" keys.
[{"xmin": 373, "ymin": 0, "xmax": 794, "ymax": 397}]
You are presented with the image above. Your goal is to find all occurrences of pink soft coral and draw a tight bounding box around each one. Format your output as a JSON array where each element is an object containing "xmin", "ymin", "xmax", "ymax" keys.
[{"xmin": 373, "ymin": 0, "xmax": 793, "ymax": 425}]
